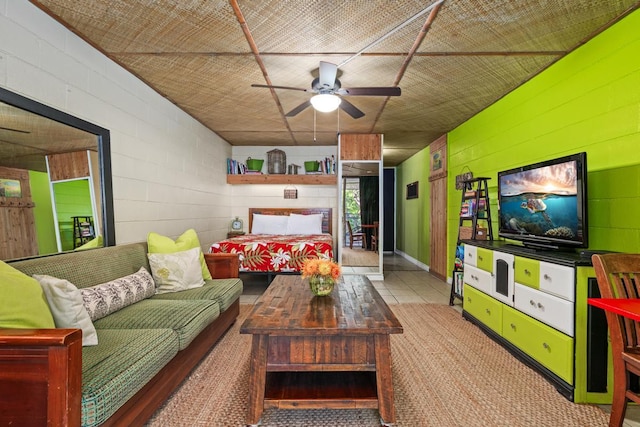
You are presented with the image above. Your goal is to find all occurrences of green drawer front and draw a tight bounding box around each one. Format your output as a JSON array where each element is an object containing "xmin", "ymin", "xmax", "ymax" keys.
[
  {"xmin": 464, "ymin": 284, "xmax": 502, "ymax": 335},
  {"xmin": 514, "ymin": 256, "xmax": 539, "ymax": 289},
  {"xmin": 502, "ymin": 306, "xmax": 573, "ymax": 384},
  {"xmin": 476, "ymin": 248, "xmax": 493, "ymax": 272}
]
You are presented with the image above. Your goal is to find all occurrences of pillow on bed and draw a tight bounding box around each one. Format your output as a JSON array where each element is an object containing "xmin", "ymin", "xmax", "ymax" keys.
[
  {"xmin": 286, "ymin": 213, "xmax": 323, "ymax": 235},
  {"xmin": 251, "ymin": 214, "xmax": 289, "ymax": 234}
]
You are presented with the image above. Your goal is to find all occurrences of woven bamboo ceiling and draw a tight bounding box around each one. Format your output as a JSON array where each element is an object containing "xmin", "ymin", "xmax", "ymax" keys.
[{"xmin": 31, "ymin": 0, "xmax": 640, "ymax": 166}]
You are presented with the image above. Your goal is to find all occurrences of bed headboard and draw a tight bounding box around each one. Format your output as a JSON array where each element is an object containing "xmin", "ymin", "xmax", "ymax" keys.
[{"xmin": 248, "ymin": 208, "xmax": 332, "ymax": 234}]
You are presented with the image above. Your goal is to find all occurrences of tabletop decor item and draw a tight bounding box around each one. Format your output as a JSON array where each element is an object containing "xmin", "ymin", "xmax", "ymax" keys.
[{"xmin": 301, "ymin": 258, "xmax": 341, "ymax": 296}]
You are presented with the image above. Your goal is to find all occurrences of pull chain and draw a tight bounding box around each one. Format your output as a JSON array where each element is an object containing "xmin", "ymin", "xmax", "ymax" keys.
[{"xmin": 313, "ymin": 108, "xmax": 317, "ymax": 143}]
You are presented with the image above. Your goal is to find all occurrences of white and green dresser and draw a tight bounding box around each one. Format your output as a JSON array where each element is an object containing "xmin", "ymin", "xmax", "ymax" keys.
[{"xmin": 461, "ymin": 240, "xmax": 613, "ymax": 403}]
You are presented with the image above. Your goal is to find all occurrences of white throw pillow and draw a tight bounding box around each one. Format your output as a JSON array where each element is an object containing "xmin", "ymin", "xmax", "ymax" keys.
[
  {"xmin": 251, "ymin": 213, "xmax": 289, "ymax": 235},
  {"xmin": 148, "ymin": 246, "xmax": 205, "ymax": 294},
  {"xmin": 34, "ymin": 274, "xmax": 98, "ymax": 346},
  {"xmin": 286, "ymin": 213, "xmax": 324, "ymax": 235},
  {"xmin": 81, "ymin": 267, "xmax": 156, "ymax": 321}
]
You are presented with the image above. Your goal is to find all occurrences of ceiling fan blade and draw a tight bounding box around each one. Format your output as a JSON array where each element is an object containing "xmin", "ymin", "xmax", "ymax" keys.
[
  {"xmin": 318, "ymin": 61, "xmax": 338, "ymax": 90},
  {"xmin": 339, "ymin": 98, "xmax": 365, "ymax": 119},
  {"xmin": 338, "ymin": 87, "xmax": 401, "ymax": 96},
  {"xmin": 285, "ymin": 100, "xmax": 312, "ymax": 117},
  {"xmin": 251, "ymin": 83, "xmax": 308, "ymax": 92}
]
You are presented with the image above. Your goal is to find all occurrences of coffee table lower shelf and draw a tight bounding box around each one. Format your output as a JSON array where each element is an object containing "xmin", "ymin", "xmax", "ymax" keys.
[{"xmin": 264, "ymin": 371, "xmax": 379, "ymax": 409}]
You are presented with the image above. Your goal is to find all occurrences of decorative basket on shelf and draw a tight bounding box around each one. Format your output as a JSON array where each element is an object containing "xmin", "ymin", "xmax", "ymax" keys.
[{"xmin": 267, "ymin": 149, "xmax": 286, "ymax": 174}]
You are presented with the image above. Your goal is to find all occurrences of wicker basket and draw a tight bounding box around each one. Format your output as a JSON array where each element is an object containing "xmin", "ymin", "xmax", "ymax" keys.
[
  {"xmin": 459, "ymin": 226, "xmax": 488, "ymax": 240},
  {"xmin": 267, "ymin": 149, "xmax": 286, "ymax": 174}
]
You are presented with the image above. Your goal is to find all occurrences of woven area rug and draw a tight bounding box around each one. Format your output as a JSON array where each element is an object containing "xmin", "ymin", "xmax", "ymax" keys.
[{"xmin": 147, "ymin": 304, "xmax": 609, "ymax": 426}]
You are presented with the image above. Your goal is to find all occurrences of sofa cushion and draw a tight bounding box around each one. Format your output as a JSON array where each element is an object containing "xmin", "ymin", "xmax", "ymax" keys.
[
  {"xmin": 81, "ymin": 267, "xmax": 156, "ymax": 321},
  {"xmin": 81, "ymin": 328, "xmax": 179, "ymax": 427},
  {"xmin": 9, "ymin": 242, "xmax": 150, "ymax": 289},
  {"xmin": 152, "ymin": 278, "xmax": 243, "ymax": 312},
  {"xmin": 0, "ymin": 260, "xmax": 55, "ymax": 329},
  {"xmin": 147, "ymin": 229, "xmax": 212, "ymax": 280},
  {"xmin": 92, "ymin": 299, "xmax": 220, "ymax": 350},
  {"xmin": 148, "ymin": 247, "xmax": 205, "ymax": 294},
  {"xmin": 34, "ymin": 274, "xmax": 98, "ymax": 346}
]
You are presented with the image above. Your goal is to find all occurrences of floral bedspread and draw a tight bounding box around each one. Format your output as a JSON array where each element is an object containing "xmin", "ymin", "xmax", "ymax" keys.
[{"xmin": 209, "ymin": 234, "xmax": 334, "ymax": 273}]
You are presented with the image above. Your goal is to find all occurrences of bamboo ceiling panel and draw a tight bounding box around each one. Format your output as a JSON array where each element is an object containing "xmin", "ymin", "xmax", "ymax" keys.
[
  {"xmin": 27, "ymin": 0, "xmax": 640, "ymax": 165},
  {"xmin": 34, "ymin": 0, "xmax": 248, "ymax": 53},
  {"xmin": 421, "ymin": 0, "xmax": 639, "ymax": 53},
  {"xmin": 240, "ymin": 0, "xmax": 428, "ymax": 54}
]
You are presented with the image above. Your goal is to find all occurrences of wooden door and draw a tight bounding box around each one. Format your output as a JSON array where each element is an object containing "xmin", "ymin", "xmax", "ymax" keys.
[
  {"xmin": 0, "ymin": 166, "xmax": 38, "ymax": 259},
  {"xmin": 429, "ymin": 135, "xmax": 447, "ymax": 280}
]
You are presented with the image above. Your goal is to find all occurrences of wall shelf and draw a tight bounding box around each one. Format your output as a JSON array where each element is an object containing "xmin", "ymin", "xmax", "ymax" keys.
[{"xmin": 227, "ymin": 174, "xmax": 337, "ymax": 185}]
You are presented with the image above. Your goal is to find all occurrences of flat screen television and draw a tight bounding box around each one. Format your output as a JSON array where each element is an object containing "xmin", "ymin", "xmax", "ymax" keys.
[{"xmin": 497, "ymin": 152, "xmax": 588, "ymax": 250}]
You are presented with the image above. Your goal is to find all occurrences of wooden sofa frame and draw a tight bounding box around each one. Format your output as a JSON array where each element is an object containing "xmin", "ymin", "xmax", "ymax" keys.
[{"xmin": 0, "ymin": 253, "xmax": 240, "ymax": 427}]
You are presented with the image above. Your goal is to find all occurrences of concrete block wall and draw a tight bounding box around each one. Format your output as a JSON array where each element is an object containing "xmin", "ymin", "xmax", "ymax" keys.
[{"xmin": 0, "ymin": 1, "xmax": 233, "ymax": 249}]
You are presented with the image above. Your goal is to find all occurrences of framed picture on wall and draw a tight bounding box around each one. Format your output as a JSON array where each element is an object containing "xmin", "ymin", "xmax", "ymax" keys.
[
  {"xmin": 406, "ymin": 181, "xmax": 418, "ymax": 199},
  {"xmin": 0, "ymin": 178, "xmax": 22, "ymax": 197},
  {"xmin": 431, "ymin": 149, "xmax": 443, "ymax": 172}
]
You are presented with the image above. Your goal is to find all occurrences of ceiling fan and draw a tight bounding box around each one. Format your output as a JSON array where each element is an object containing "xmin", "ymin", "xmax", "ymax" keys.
[{"xmin": 251, "ymin": 61, "xmax": 401, "ymax": 119}]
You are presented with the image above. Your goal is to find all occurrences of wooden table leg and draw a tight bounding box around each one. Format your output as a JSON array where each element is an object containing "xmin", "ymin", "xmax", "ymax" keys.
[
  {"xmin": 375, "ymin": 334, "xmax": 396, "ymax": 425},
  {"xmin": 246, "ymin": 334, "xmax": 268, "ymax": 426}
]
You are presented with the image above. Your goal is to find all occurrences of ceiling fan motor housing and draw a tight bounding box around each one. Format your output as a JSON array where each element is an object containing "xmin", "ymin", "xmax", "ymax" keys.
[{"xmin": 311, "ymin": 77, "xmax": 341, "ymax": 94}]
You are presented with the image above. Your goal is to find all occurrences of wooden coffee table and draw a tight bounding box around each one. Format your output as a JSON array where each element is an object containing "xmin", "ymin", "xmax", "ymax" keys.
[{"xmin": 240, "ymin": 274, "xmax": 403, "ymax": 426}]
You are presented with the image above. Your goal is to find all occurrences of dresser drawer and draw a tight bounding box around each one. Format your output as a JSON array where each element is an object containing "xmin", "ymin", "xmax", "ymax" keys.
[
  {"xmin": 464, "ymin": 245, "xmax": 477, "ymax": 267},
  {"xmin": 502, "ymin": 306, "xmax": 574, "ymax": 384},
  {"xmin": 464, "ymin": 264, "xmax": 492, "ymax": 295},
  {"xmin": 464, "ymin": 284, "xmax": 502, "ymax": 335},
  {"xmin": 539, "ymin": 261, "xmax": 575, "ymax": 302},
  {"xmin": 514, "ymin": 256, "xmax": 539, "ymax": 289},
  {"xmin": 514, "ymin": 283, "xmax": 574, "ymax": 337},
  {"xmin": 476, "ymin": 247, "xmax": 493, "ymax": 272}
]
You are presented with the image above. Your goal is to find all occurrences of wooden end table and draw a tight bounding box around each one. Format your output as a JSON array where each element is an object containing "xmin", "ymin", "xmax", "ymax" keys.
[{"xmin": 240, "ymin": 274, "xmax": 403, "ymax": 426}]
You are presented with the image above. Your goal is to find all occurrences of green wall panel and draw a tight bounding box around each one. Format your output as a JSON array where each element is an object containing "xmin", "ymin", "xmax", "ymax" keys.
[
  {"xmin": 444, "ymin": 9, "xmax": 640, "ymax": 273},
  {"xmin": 395, "ymin": 148, "xmax": 431, "ymax": 265},
  {"xmin": 395, "ymin": 9, "xmax": 640, "ymax": 276},
  {"xmin": 28, "ymin": 170, "xmax": 57, "ymax": 255},
  {"xmin": 53, "ymin": 179, "xmax": 93, "ymax": 251}
]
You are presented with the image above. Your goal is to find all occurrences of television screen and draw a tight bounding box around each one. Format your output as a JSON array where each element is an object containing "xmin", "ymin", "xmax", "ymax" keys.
[{"xmin": 498, "ymin": 152, "xmax": 587, "ymax": 249}]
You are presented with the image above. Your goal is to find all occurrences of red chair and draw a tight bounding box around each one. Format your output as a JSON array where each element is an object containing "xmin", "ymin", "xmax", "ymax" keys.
[{"xmin": 592, "ymin": 253, "xmax": 640, "ymax": 427}]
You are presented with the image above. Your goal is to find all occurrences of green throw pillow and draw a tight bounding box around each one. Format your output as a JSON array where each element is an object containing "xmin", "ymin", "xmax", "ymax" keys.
[
  {"xmin": 74, "ymin": 235, "xmax": 103, "ymax": 251},
  {"xmin": 147, "ymin": 228, "xmax": 212, "ymax": 280},
  {"xmin": 0, "ymin": 260, "xmax": 55, "ymax": 329}
]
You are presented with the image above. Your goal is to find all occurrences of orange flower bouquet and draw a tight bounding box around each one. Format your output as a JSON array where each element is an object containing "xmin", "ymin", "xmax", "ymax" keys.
[{"xmin": 301, "ymin": 258, "xmax": 341, "ymax": 296}]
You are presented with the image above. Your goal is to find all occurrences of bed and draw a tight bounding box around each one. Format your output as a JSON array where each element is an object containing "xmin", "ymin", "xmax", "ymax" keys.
[{"xmin": 209, "ymin": 208, "xmax": 334, "ymax": 276}]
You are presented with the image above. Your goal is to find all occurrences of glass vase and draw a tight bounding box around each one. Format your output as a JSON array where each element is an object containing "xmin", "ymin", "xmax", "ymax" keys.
[{"xmin": 308, "ymin": 275, "xmax": 335, "ymax": 296}]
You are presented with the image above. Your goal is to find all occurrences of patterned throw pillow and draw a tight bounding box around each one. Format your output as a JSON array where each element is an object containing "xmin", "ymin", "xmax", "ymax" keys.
[
  {"xmin": 81, "ymin": 267, "xmax": 156, "ymax": 321},
  {"xmin": 147, "ymin": 247, "xmax": 206, "ymax": 294}
]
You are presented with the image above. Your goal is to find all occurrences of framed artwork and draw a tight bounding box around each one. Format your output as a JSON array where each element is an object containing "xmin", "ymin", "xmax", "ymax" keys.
[
  {"xmin": 0, "ymin": 179, "xmax": 21, "ymax": 197},
  {"xmin": 431, "ymin": 149, "xmax": 443, "ymax": 172},
  {"xmin": 406, "ymin": 181, "xmax": 419, "ymax": 199},
  {"xmin": 284, "ymin": 187, "xmax": 298, "ymax": 199}
]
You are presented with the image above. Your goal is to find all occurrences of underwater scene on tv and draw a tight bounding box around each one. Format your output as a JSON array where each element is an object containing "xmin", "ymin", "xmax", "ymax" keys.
[{"xmin": 499, "ymin": 161, "xmax": 580, "ymax": 241}]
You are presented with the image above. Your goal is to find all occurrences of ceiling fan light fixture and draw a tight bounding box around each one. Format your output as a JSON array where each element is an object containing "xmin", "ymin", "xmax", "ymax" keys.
[{"xmin": 310, "ymin": 94, "xmax": 341, "ymax": 113}]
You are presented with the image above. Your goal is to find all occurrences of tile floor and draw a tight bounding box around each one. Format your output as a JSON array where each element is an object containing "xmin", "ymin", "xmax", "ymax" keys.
[{"xmin": 238, "ymin": 252, "xmax": 640, "ymax": 426}]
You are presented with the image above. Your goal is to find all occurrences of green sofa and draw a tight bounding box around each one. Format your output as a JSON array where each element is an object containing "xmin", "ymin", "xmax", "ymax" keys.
[{"xmin": 0, "ymin": 242, "xmax": 242, "ymax": 427}]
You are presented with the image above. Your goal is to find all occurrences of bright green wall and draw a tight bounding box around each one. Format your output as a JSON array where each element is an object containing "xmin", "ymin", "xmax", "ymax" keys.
[
  {"xmin": 445, "ymin": 9, "xmax": 640, "ymax": 274},
  {"xmin": 29, "ymin": 170, "xmax": 57, "ymax": 255},
  {"xmin": 395, "ymin": 9, "xmax": 640, "ymax": 276},
  {"xmin": 395, "ymin": 148, "xmax": 431, "ymax": 265},
  {"xmin": 53, "ymin": 179, "xmax": 93, "ymax": 251}
]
